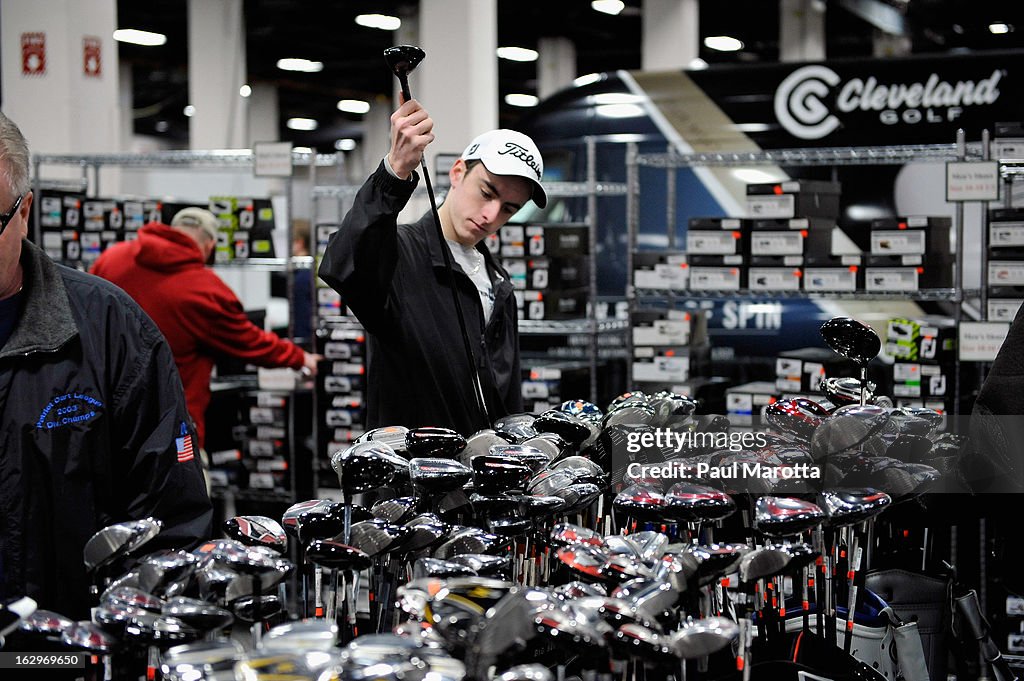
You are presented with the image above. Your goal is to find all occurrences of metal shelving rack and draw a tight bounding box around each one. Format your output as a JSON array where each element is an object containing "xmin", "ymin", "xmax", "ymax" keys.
[
  {"xmin": 624, "ymin": 140, "xmax": 986, "ymax": 415},
  {"xmin": 32, "ymin": 148, "xmax": 339, "ymax": 506}
]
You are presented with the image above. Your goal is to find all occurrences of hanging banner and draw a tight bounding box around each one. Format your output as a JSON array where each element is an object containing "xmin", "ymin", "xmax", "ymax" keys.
[
  {"xmin": 21, "ymin": 32, "xmax": 46, "ymax": 76},
  {"xmin": 83, "ymin": 36, "xmax": 102, "ymax": 78},
  {"xmin": 685, "ymin": 51, "xmax": 1024, "ymax": 148}
]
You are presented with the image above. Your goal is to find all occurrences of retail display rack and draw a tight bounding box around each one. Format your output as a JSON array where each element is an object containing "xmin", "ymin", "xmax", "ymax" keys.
[{"xmin": 624, "ymin": 139, "xmax": 996, "ymax": 417}]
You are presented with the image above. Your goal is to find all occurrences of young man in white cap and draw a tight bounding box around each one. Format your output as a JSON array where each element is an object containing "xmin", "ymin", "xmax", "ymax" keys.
[
  {"xmin": 319, "ymin": 98, "xmax": 547, "ymax": 435},
  {"xmin": 93, "ymin": 206, "xmax": 319, "ymax": 450}
]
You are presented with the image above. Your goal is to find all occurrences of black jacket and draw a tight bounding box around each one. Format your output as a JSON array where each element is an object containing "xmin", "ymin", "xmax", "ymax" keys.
[
  {"xmin": 0, "ymin": 240, "xmax": 212, "ymax": 619},
  {"xmin": 968, "ymin": 302, "xmax": 1024, "ymax": 492},
  {"xmin": 319, "ymin": 162, "xmax": 523, "ymax": 435}
]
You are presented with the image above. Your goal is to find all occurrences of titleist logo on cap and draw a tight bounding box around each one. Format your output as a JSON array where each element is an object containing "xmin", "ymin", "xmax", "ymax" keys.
[{"xmin": 497, "ymin": 142, "xmax": 541, "ymax": 180}]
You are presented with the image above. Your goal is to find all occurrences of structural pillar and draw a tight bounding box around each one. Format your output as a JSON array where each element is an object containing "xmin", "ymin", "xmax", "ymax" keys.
[
  {"xmin": 538, "ymin": 37, "xmax": 576, "ymax": 101},
  {"xmin": 642, "ymin": 0, "xmax": 698, "ymax": 70},
  {"xmin": 779, "ymin": 0, "xmax": 826, "ymax": 63},
  {"xmin": 247, "ymin": 83, "xmax": 279, "ymax": 147},
  {"xmin": 418, "ymin": 0, "xmax": 498, "ymax": 172},
  {"xmin": 188, "ymin": 0, "xmax": 247, "ymax": 149},
  {"xmin": 354, "ymin": 97, "xmax": 393, "ymax": 183},
  {"xmin": 0, "ymin": 0, "xmax": 121, "ymax": 158}
]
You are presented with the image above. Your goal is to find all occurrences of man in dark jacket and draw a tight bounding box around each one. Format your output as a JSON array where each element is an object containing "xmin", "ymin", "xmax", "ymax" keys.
[
  {"xmin": 0, "ymin": 111, "xmax": 212, "ymax": 622},
  {"xmin": 318, "ymin": 98, "xmax": 547, "ymax": 434}
]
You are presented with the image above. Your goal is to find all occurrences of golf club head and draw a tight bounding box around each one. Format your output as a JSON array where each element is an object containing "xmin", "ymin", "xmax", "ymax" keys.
[
  {"xmin": 223, "ymin": 515, "xmax": 287, "ymax": 553},
  {"xmin": 83, "ymin": 517, "xmax": 163, "ymax": 574},
  {"xmin": 820, "ymin": 316, "xmax": 881, "ymax": 366},
  {"xmin": 753, "ymin": 496, "xmax": 825, "ymax": 537},
  {"xmin": 162, "ymin": 597, "xmax": 234, "ymax": 633},
  {"xmin": 161, "ymin": 639, "xmax": 245, "ymax": 680},
  {"xmin": 61, "ymin": 620, "xmax": 118, "ymax": 654},
  {"xmin": 261, "ymin": 619, "xmax": 338, "ymax": 652},
  {"xmin": 384, "ymin": 45, "xmax": 425, "ymax": 79}
]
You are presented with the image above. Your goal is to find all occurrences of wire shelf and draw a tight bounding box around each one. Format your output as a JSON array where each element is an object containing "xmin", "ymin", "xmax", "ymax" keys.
[
  {"xmin": 519, "ymin": 318, "xmax": 629, "ymax": 334},
  {"xmin": 634, "ymin": 287, "xmax": 977, "ymax": 301},
  {"xmin": 33, "ymin": 149, "xmax": 340, "ymax": 169},
  {"xmin": 635, "ymin": 143, "xmax": 987, "ymax": 168}
]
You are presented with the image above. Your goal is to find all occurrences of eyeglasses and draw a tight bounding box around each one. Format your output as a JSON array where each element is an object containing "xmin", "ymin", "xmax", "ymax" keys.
[{"xmin": 0, "ymin": 193, "xmax": 25, "ymax": 235}]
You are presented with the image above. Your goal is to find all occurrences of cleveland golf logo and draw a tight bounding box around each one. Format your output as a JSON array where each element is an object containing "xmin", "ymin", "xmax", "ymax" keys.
[
  {"xmin": 774, "ymin": 64, "xmax": 1004, "ymax": 140},
  {"xmin": 498, "ymin": 142, "xmax": 542, "ymax": 179}
]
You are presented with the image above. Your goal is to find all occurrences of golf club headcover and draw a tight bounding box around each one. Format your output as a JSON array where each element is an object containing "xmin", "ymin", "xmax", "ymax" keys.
[{"xmin": 955, "ymin": 589, "xmax": 1018, "ymax": 681}]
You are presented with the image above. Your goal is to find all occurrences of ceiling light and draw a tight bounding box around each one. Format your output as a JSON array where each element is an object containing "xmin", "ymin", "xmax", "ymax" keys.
[
  {"xmin": 732, "ymin": 168, "xmax": 785, "ymax": 184},
  {"xmin": 239, "ymin": 84, "xmax": 252, "ymax": 97},
  {"xmin": 286, "ymin": 117, "xmax": 318, "ymax": 131},
  {"xmin": 736, "ymin": 122, "xmax": 772, "ymax": 132},
  {"xmin": 592, "ymin": 93, "xmax": 642, "ymax": 105},
  {"xmin": 276, "ymin": 58, "xmax": 323, "ymax": 73},
  {"xmin": 952, "ymin": 24, "xmax": 965, "ymax": 34},
  {"xmin": 337, "ymin": 99, "xmax": 370, "ymax": 114},
  {"xmin": 183, "ymin": 105, "xmax": 195, "ymax": 117},
  {"xmin": 113, "ymin": 29, "xmax": 167, "ymax": 46},
  {"xmin": 335, "ymin": 139, "xmax": 358, "ymax": 151},
  {"xmin": 497, "ymin": 47, "xmax": 539, "ymax": 62},
  {"xmin": 591, "ymin": 0, "xmax": 625, "ymax": 15},
  {"xmin": 989, "ymin": 23, "xmax": 1012, "ymax": 34},
  {"xmin": 355, "ymin": 14, "xmax": 401, "ymax": 31},
  {"xmin": 294, "ymin": 146, "xmax": 314, "ymax": 154},
  {"xmin": 574, "ymin": 73, "xmax": 601, "ymax": 87},
  {"xmin": 505, "ymin": 93, "xmax": 539, "ymax": 107},
  {"xmin": 596, "ymin": 104, "xmax": 644, "ymax": 118},
  {"xmin": 704, "ymin": 35, "xmax": 744, "ymax": 51},
  {"xmin": 688, "ymin": 58, "xmax": 709, "ymax": 70}
]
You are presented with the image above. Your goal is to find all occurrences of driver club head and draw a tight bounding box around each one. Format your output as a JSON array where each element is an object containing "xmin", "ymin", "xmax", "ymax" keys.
[
  {"xmin": 820, "ymin": 316, "xmax": 881, "ymax": 366},
  {"xmin": 384, "ymin": 45, "xmax": 425, "ymax": 79}
]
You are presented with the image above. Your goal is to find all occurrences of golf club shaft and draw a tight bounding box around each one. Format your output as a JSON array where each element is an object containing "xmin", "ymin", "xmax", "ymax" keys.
[{"xmin": 400, "ymin": 74, "xmax": 490, "ymax": 431}]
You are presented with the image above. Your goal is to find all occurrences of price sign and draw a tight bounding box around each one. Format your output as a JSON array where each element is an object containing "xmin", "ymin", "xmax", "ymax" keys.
[
  {"xmin": 254, "ymin": 141, "xmax": 293, "ymax": 177},
  {"xmin": 959, "ymin": 321, "xmax": 1010, "ymax": 361},
  {"xmin": 946, "ymin": 161, "xmax": 999, "ymax": 202}
]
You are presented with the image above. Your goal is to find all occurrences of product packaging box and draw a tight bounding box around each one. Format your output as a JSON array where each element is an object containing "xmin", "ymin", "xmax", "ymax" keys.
[
  {"xmin": 631, "ymin": 309, "xmax": 708, "ymax": 347},
  {"xmin": 633, "ymin": 250, "xmax": 689, "ymax": 291},
  {"xmin": 869, "ymin": 216, "xmax": 952, "ymax": 256},
  {"xmin": 775, "ymin": 346, "xmax": 847, "ymax": 394},
  {"xmin": 746, "ymin": 180, "xmax": 841, "ymax": 219}
]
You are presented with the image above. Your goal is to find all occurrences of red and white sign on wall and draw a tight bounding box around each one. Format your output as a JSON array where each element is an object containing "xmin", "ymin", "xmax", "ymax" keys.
[
  {"xmin": 83, "ymin": 36, "xmax": 102, "ymax": 77},
  {"xmin": 21, "ymin": 32, "xmax": 46, "ymax": 76}
]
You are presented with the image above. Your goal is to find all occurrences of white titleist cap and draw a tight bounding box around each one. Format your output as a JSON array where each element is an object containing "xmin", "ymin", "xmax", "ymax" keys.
[{"xmin": 461, "ymin": 129, "xmax": 547, "ymax": 208}]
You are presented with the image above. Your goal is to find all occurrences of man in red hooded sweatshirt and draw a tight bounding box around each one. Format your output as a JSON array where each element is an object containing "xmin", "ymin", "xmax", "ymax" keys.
[{"xmin": 92, "ymin": 207, "xmax": 319, "ymax": 449}]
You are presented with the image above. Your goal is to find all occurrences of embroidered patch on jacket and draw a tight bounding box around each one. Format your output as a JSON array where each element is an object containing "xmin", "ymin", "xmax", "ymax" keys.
[
  {"xmin": 176, "ymin": 421, "xmax": 195, "ymax": 463},
  {"xmin": 35, "ymin": 393, "xmax": 104, "ymax": 430}
]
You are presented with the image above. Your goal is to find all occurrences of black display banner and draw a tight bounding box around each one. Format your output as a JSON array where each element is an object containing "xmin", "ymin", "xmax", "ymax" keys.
[{"xmin": 689, "ymin": 50, "xmax": 1024, "ymax": 148}]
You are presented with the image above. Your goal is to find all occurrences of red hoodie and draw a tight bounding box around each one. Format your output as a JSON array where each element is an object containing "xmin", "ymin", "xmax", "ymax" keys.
[{"xmin": 91, "ymin": 223, "xmax": 305, "ymax": 448}]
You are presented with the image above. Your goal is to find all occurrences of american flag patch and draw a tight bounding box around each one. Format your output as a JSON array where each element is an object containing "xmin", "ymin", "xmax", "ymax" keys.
[{"xmin": 176, "ymin": 433, "xmax": 195, "ymax": 463}]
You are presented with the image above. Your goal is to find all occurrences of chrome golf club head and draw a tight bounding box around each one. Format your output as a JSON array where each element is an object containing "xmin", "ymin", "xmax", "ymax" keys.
[
  {"xmin": 161, "ymin": 639, "xmax": 244, "ymax": 681},
  {"xmin": 224, "ymin": 515, "xmax": 287, "ymax": 553},
  {"xmin": 753, "ymin": 496, "xmax": 826, "ymax": 538},
  {"xmin": 83, "ymin": 517, "xmax": 163, "ymax": 575}
]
